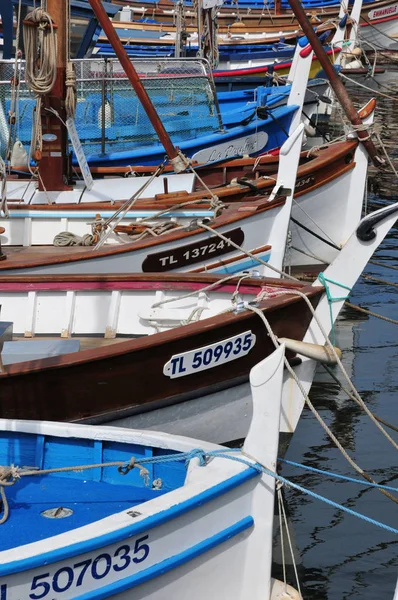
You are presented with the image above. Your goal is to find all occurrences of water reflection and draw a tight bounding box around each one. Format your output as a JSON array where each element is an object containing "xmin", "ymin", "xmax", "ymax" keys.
[{"xmin": 278, "ymin": 66, "xmax": 398, "ymax": 599}]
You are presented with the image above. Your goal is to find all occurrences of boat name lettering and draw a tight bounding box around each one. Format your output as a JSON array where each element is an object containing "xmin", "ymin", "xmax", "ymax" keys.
[
  {"xmin": 368, "ymin": 3, "xmax": 398, "ymax": 19},
  {"xmin": 295, "ymin": 176, "xmax": 315, "ymax": 189},
  {"xmin": 2, "ymin": 536, "xmax": 150, "ymax": 599},
  {"xmin": 142, "ymin": 228, "xmax": 245, "ymax": 272},
  {"xmin": 163, "ymin": 331, "xmax": 256, "ymax": 378},
  {"xmin": 191, "ymin": 132, "xmax": 268, "ymax": 164},
  {"xmin": 207, "ymin": 139, "xmax": 258, "ymax": 163}
]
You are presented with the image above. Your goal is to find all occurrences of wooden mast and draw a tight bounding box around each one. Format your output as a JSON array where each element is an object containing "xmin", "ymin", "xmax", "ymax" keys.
[
  {"xmin": 88, "ymin": 0, "xmax": 188, "ymax": 172},
  {"xmin": 288, "ymin": 0, "xmax": 384, "ymax": 167},
  {"xmin": 38, "ymin": 0, "xmax": 71, "ymax": 191}
]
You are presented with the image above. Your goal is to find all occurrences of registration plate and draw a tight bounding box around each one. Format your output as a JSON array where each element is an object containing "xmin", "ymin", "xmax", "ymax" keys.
[{"xmin": 163, "ymin": 331, "xmax": 256, "ymax": 379}]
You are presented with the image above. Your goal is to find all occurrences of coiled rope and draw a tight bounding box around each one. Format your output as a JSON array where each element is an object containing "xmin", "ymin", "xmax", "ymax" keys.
[
  {"xmin": 23, "ymin": 8, "xmax": 57, "ymax": 161},
  {"xmin": 23, "ymin": 8, "xmax": 57, "ymax": 97}
]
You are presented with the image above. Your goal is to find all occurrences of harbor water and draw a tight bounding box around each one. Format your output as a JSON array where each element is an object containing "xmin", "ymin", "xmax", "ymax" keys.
[{"xmin": 278, "ymin": 66, "xmax": 398, "ymax": 598}]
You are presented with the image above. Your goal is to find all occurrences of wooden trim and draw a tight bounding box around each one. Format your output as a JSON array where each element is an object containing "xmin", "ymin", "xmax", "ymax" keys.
[{"xmin": 189, "ymin": 244, "xmax": 272, "ymax": 273}]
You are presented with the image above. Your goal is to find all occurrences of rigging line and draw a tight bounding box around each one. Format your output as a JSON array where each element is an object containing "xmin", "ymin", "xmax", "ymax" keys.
[
  {"xmin": 277, "ymin": 485, "xmax": 303, "ymax": 597},
  {"xmin": 359, "ymin": 14, "xmax": 398, "ymax": 43},
  {"xmin": 93, "ymin": 164, "xmax": 165, "ymax": 249},
  {"xmin": 290, "ymin": 244, "xmax": 329, "ymax": 265},
  {"xmin": 199, "ymin": 220, "xmax": 300, "ymax": 281},
  {"xmin": 301, "ymin": 107, "xmax": 330, "ymax": 142},
  {"xmin": 290, "ymin": 214, "xmax": 342, "ymax": 250},
  {"xmin": 339, "ymin": 72, "xmax": 398, "ymax": 102}
]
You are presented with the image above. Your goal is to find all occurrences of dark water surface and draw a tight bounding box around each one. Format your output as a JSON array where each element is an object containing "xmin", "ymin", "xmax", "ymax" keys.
[{"xmin": 279, "ymin": 66, "xmax": 398, "ymax": 599}]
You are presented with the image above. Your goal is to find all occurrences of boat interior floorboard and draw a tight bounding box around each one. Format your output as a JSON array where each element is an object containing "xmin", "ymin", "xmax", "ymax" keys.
[{"xmin": 2, "ymin": 475, "xmax": 165, "ymax": 551}]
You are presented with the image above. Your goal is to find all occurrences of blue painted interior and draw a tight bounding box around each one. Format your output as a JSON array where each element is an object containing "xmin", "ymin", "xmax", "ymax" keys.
[
  {"xmin": 4, "ymin": 83, "xmax": 294, "ymax": 164},
  {"xmin": 0, "ymin": 431, "xmax": 186, "ymax": 552}
]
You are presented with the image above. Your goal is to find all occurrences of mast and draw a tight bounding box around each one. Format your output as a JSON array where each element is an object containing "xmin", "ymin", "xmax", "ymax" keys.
[
  {"xmin": 88, "ymin": 0, "xmax": 188, "ymax": 172},
  {"xmin": 288, "ymin": 0, "xmax": 384, "ymax": 167},
  {"xmin": 37, "ymin": 0, "xmax": 70, "ymax": 191}
]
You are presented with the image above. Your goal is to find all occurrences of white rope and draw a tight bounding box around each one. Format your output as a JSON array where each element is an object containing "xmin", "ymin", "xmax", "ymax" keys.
[
  {"xmin": 23, "ymin": 7, "xmax": 57, "ymax": 162},
  {"xmin": 23, "ymin": 8, "xmax": 57, "ymax": 96},
  {"xmin": 93, "ymin": 165, "xmax": 165, "ymax": 249},
  {"xmin": 250, "ymin": 289, "xmax": 398, "ymax": 451},
  {"xmin": 151, "ymin": 273, "xmax": 251, "ymax": 308},
  {"xmin": 65, "ymin": 63, "xmax": 77, "ymax": 118},
  {"xmin": 243, "ymin": 301, "xmax": 398, "ymax": 503},
  {"xmin": 277, "ymin": 484, "xmax": 303, "ymax": 598},
  {"xmin": 198, "ymin": 219, "xmax": 300, "ymax": 281}
]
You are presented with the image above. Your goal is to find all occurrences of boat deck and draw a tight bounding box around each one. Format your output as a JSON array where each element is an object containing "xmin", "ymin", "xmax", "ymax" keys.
[
  {"xmin": 0, "ymin": 431, "xmax": 187, "ymax": 551},
  {"xmin": 2, "ymin": 475, "xmax": 164, "ymax": 551}
]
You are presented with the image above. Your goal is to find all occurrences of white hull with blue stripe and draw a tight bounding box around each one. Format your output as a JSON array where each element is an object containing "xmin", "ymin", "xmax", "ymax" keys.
[{"xmin": 0, "ymin": 346, "xmax": 300, "ymax": 599}]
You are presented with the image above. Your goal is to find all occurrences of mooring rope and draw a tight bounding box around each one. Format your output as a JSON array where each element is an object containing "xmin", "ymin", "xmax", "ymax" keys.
[
  {"xmin": 198, "ymin": 220, "xmax": 300, "ymax": 281},
  {"xmin": 345, "ymin": 301, "xmax": 398, "ymax": 326},
  {"xmin": 0, "ymin": 448, "xmax": 396, "ymax": 533},
  {"xmin": 242, "ymin": 301, "xmax": 398, "ymax": 505}
]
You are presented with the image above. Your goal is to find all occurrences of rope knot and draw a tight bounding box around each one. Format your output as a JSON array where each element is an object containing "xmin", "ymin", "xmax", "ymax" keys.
[
  {"xmin": 0, "ymin": 465, "xmax": 19, "ymax": 486},
  {"xmin": 118, "ymin": 457, "xmax": 136, "ymax": 475},
  {"xmin": 184, "ymin": 448, "xmax": 209, "ymax": 467}
]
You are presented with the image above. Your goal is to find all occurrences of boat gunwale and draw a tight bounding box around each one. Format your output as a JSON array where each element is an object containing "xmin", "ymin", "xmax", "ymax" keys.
[{"xmin": 0, "ymin": 276, "xmax": 323, "ymax": 374}]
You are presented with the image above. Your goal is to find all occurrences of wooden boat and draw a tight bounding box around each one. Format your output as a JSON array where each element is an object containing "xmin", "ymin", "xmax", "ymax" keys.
[
  {"xmin": 0, "ymin": 345, "xmax": 301, "ymax": 599},
  {"xmin": 0, "ymin": 199, "xmax": 396, "ymax": 446},
  {"xmin": 111, "ymin": 0, "xmax": 390, "ymax": 22},
  {"xmin": 109, "ymin": 0, "xmax": 398, "ymax": 49},
  {"xmin": 2, "ymin": 97, "xmax": 376, "ymax": 274}
]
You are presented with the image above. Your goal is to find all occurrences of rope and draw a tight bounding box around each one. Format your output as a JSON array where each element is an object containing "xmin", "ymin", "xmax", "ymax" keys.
[
  {"xmin": 0, "ymin": 155, "xmax": 8, "ymax": 218},
  {"xmin": 6, "ymin": 0, "xmax": 23, "ymax": 161},
  {"xmin": 340, "ymin": 72, "xmax": 398, "ymax": 103},
  {"xmin": 65, "ymin": 62, "xmax": 77, "ymax": 119},
  {"xmin": 198, "ymin": 220, "xmax": 300, "ymax": 282},
  {"xmin": 151, "ymin": 273, "xmax": 251, "ymax": 308},
  {"xmin": 317, "ymin": 272, "xmax": 351, "ymax": 344},
  {"xmin": 0, "ymin": 448, "xmax": 397, "ymax": 534},
  {"xmin": 203, "ymin": 450, "xmax": 398, "ymax": 535},
  {"xmin": 255, "ymin": 287, "xmax": 398, "ymax": 452},
  {"xmin": 369, "ymin": 259, "xmax": 398, "ymax": 272},
  {"xmin": 53, "ymin": 231, "xmax": 97, "ymax": 246},
  {"xmin": 93, "ymin": 165, "xmax": 164, "ymax": 249},
  {"xmin": 242, "ymin": 300, "xmax": 398, "ymax": 504},
  {"xmin": 290, "ymin": 215, "xmax": 342, "ymax": 251},
  {"xmin": 345, "ymin": 301, "xmax": 398, "ymax": 326},
  {"xmin": 279, "ymin": 459, "xmax": 398, "ymax": 491},
  {"xmin": 23, "ymin": 7, "xmax": 57, "ymax": 162},
  {"xmin": 362, "ymin": 273, "xmax": 398, "ymax": 289},
  {"xmin": 277, "ymin": 484, "xmax": 303, "ymax": 597},
  {"xmin": 23, "ymin": 8, "xmax": 57, "ymax": 96}
]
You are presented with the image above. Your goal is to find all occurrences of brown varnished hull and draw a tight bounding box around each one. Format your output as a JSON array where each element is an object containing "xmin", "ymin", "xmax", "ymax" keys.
[
  {"xmin": 0, "ymin": 274, "xmax": 323, "ymax": 423},
  {"xmin": 110, "ymin": 0, "xmax": 396, "ymax": 28},
  {"xmin": 7, "ymin": 140, "xmax": 358, "ymax": 212}
]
